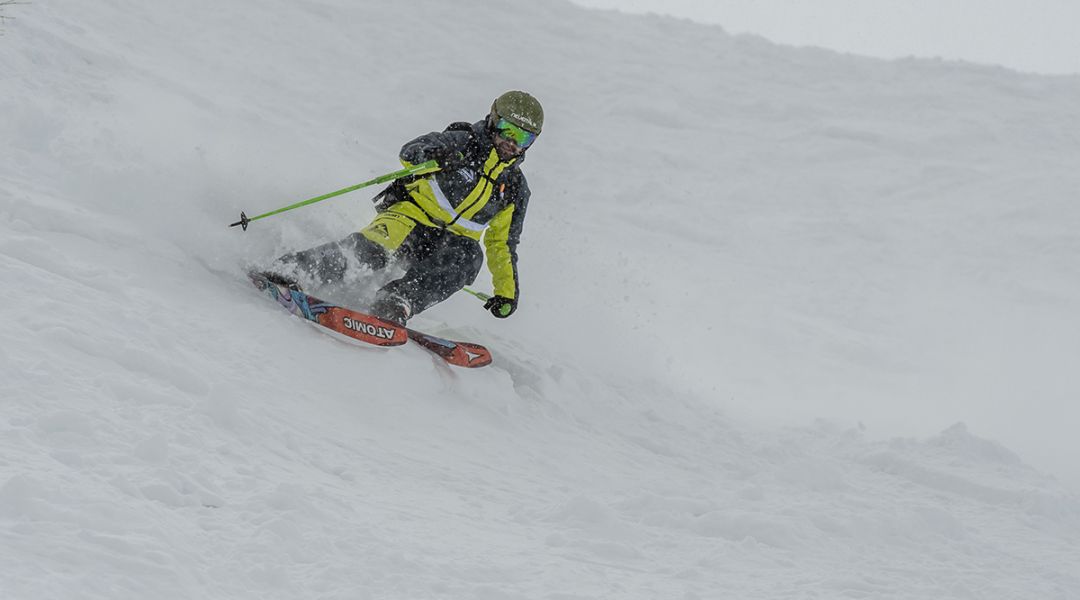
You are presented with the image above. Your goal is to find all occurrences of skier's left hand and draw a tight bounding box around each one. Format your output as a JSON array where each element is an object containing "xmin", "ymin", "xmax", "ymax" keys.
[{"xmin": 484, "ymin": 295, "xmax": 517, "ymax": 318}]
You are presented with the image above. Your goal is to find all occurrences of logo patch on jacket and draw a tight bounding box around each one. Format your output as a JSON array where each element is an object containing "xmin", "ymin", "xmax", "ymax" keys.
[{"xmin": 457, "ymin": 167, "xmax": 476, "ymax": 183}]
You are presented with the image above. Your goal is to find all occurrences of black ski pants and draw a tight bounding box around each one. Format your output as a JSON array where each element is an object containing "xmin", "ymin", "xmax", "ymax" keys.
[{"xmin": 278, "ymin": 225, "xmax": 483, "ymax": 315}]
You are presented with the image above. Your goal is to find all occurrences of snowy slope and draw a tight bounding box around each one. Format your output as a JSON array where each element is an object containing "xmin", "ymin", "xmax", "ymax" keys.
[
  {"xmin": 567, "ymin": 0, "xmax": 1080, "ymax": 76},
  {"xmin": 2, "ymin": 1, "xmax": 1079, "ymax": 598}
]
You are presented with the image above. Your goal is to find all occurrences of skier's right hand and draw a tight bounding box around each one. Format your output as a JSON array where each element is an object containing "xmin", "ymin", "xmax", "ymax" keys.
[{"xmin": 404, "ymin": 137, "xmax": 461, "ymax": 169}]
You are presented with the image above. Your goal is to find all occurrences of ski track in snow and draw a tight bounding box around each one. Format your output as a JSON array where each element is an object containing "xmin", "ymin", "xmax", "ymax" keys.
[{"xmin": 2, "ymin": 0, "xmax": 1080, "ymax": 598}]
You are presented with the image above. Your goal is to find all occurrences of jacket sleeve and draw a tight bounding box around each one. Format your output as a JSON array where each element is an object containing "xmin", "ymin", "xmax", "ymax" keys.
[{"xmin": 483, "ymin": 179, "xmax": 530, "ymax": 300}]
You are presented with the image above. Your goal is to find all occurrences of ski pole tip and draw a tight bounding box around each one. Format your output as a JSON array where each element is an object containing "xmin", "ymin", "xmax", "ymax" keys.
[{"xmin": 229, "ymin": 211, "xmax": 250, "ymax": 231}]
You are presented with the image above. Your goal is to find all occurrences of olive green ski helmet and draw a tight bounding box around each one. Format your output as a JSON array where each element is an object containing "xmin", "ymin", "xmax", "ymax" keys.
[{"xmin": 492, "ymin": 91, "xmax": 543, "ymax": 134}]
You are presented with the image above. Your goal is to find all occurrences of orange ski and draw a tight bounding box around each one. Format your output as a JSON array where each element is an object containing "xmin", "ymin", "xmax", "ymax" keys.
[
  {"xmin": 249, "ymin": 271, "xmax": 492, "ymax": 368},
  {"xmin": 406, "ymin": 329, "xmax": 492, "ymax": 368},
  {"xmin": 249, "ymin": 271, "xmax": 406, "ymax": 347}
]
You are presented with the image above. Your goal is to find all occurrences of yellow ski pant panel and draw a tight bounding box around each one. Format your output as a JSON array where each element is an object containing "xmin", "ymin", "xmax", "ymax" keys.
[
  {"xmin": 360, "ymin": 209, "xmax": 419, "ymax": 251},
  {"xmin": 362, "ymin": 201, "xmax": 485, "ymax": 253}
]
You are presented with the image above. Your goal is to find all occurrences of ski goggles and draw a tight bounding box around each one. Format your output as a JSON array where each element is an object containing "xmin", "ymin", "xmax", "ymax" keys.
[{"xmin": 493, "ymin": 117, "xmax": 538, "ymax": 149}]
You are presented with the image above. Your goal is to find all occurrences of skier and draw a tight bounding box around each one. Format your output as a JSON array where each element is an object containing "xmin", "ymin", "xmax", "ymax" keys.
[{"xmin": 262, "ymin": 90, "xmax": 542, "ymax": 325}]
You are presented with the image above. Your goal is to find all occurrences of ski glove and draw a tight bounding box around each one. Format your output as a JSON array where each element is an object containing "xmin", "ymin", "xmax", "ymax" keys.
[
  {"xmin": 405, "ymin": 137, "xmax": 464, "ymax": 170},
  {"xmin": 484, "ymin": 295, "xmax": 517, "ymax": 319}
]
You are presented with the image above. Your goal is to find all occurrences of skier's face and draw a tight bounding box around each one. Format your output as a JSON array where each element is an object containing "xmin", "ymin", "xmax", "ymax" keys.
[
  {"xmin": 490, "ymin": 115, "xmax": 537, "ymax": 160},
  {"xmin": 493, "ymin": 134, "xmax": 525, "ymax": 160}
]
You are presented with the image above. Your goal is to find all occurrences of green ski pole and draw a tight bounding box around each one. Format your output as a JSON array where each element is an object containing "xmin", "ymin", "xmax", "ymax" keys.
[
  {"xmin": 229, "ymin": 160, "xmax": 440, "ymax": 230},
  {"xmin": 463, "ymin": 287, "xmax": 514, "ymax": 317},
  {"xmin": 462, "ymin": 286, "xmax": 492, "ymax": 302}
]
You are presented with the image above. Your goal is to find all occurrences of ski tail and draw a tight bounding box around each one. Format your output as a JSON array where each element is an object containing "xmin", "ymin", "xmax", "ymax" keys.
[{"xmin": 249, "ymin": 271, "xmax": 407, "ymax": 347}]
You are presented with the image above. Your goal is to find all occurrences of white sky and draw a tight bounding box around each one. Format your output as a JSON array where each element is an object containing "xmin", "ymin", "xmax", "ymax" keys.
[{"xmin": 569, "ymin": 0, "xmax": 1080, "ymax": 75}]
